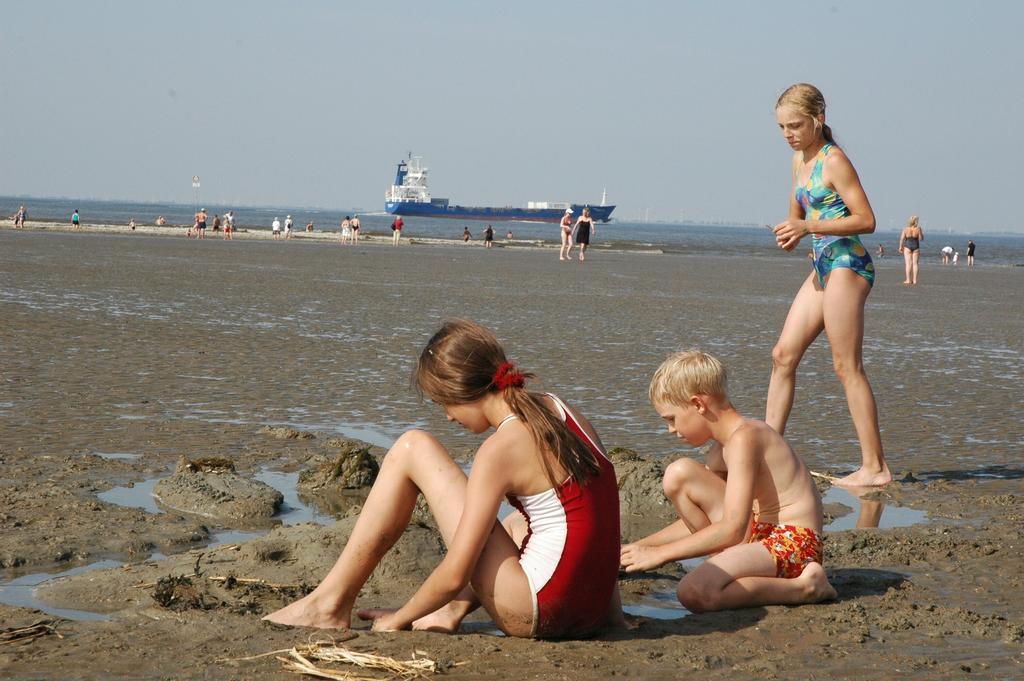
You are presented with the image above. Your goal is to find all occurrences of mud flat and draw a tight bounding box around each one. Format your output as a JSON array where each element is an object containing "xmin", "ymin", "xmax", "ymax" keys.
[{"xmin": 1, "ymin": 230, "xmax": 1021, "ymax": 679}]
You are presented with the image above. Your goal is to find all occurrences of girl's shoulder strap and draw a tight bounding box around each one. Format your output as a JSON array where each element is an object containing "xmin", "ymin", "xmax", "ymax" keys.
[
  {"xmin": 810, "ymin": 143, "xmax": 834, "ymax": 179},
  {"xmin": 544, "ymin": 392, "xmax": 569, "ymax": 422},
  {"xmin": 543, "ymin": 393, "xmax": 607, "ymax": 459},
  {"xmin": 495, "ymin": 413, "xmax": 519, "ymax": 431}
]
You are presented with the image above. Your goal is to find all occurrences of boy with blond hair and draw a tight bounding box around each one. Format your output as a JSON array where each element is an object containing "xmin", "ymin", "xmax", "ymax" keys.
[{"xmin": 620, "ymin": 350, "xmax": 836, "ymax": 612}]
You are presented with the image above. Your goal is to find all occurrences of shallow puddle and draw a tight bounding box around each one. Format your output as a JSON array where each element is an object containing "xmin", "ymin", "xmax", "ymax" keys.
[
  {"xmin": 822, "ymin": 486, "xmax": 929, "ymax": 531},
  {"xmin": 254, "ymin": 470, "xmax": 337, "ymax": 526},
  {"xmin": 624, "ymin": 589, "xmax": 690, "ymax": 621},
  {"xmin": 92, "ymin": 451, "xmax": 140, "ymax": 460},
  {"xmin": 1, "ymin": 468, "xmax": 336, "ymax": 621},
  {"xmin": 97, "ymin": 476, "xmax": 161, "ymax": 513},
  {"xmin": 0, "ymin": 561, "xmax": 123, "ymax": 622}
]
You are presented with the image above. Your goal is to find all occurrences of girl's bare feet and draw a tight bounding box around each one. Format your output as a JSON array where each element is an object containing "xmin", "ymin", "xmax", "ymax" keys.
[
  {"xmin": 263, "ymin": 592, "xmax": 351, "ymax": 629},
  {"xmin": 833, "ymin": 465, "xmax": 892, "ymax": 488},
  {"xmin": 356, "ymin": 603, "xmax": 466, "ymax": 633},
  {"xmin": 411, "ymin": 602, "xmax": 467, "ymax": 633}
]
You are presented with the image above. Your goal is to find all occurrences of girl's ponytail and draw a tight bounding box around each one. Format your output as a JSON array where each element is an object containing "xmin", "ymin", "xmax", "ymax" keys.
[
  {"xmin": 416, "ymin": 320, "xmax": 600, "ymax": 491},
  {"xmin": 497, "ymin": 366, "xmax": 600, "ymax": 490}
]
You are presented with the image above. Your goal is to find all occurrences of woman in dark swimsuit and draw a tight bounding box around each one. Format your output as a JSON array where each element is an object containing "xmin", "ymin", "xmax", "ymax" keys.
[
  {"xmin": 569, "ymin": 207, "xmax": 595, "ymax": 262},
  {"xmin": 898, "ymin": 215, "xmax": 923, "ymax": 285}
]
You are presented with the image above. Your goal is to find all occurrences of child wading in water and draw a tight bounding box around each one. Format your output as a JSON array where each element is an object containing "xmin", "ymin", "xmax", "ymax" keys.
[
  {"xmin": 620, "ymin": 351, "xmax": 836, "ymax": 612},
  {"xmin": 265, "ymin": 320, "xmax": 624, "ymax": 638}
]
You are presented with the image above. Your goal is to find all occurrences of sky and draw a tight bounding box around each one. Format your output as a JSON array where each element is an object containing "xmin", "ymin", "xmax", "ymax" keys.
[{"xmin": 2, "ymin": 1, "xmax": 1023, "ymax": 232}]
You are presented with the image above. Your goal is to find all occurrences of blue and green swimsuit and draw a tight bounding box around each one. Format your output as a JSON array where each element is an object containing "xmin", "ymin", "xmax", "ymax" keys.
[{"xmin": 795, "ymin": 143, "xmax": 874, "ymax": 287}]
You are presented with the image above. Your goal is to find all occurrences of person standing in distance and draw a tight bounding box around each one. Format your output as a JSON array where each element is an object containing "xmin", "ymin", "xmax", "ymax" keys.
[
  {"xmin": 768, "ymin": 83, "xmax": 890, "ymax": 488},
  {"xmin": 350, "ymin": 214, "xmax": 361, "ymax": 243},
  {"xmin": 340, "ymin": 216, "xmax": 351, "ymax": 245},
  {"xmin": 569, "ymin": 207, "xmax": 596, "ymax": 262},
  {"xmin": 898, "ymin": 215, "xmax": 923, "ymax": 285},
  {"xmin": 391, "ymin": 216, "xmax": 404, "ymax": 245},
  {"xmin": 558, "ymin": 208, "xmax": 574, "ymax": 261}
]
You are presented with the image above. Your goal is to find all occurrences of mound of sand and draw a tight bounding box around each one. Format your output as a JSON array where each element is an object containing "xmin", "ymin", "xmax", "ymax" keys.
[
  {"xmin": 607, "ymin": 447, "xmax": 678, "ymax": 541},
  {"xmin": 259, "ymin": 426, "xmax": 316, "ymax": 440},
  {"xmin": 299, "ymin": 440, "xmax": 382, "ymax": 491},
  {"xmin": 154, "ymin": 457, "xmax": 283, "ymax": 522}
]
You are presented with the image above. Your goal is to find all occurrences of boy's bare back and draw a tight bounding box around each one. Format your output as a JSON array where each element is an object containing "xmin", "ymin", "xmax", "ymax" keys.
[{"xmin": 719, "ymin": 419, "xmax": 822, "ymax": 533}]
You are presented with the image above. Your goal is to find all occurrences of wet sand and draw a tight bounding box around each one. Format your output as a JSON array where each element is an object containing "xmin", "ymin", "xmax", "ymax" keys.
[{"xmin": 1, "ymin": 228, "xmax": 1022, "ymax": 679}]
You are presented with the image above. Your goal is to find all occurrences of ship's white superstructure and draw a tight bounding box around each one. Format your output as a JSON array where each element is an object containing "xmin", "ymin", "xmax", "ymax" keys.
[{"xmin": 385, "ymin": 156, "xmax": 432, "ymax": 204}]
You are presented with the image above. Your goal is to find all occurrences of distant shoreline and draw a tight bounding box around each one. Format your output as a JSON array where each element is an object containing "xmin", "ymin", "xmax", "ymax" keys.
[{"xmin": 1, "ymin": 220, "xmax": 666, "ymax": 255}]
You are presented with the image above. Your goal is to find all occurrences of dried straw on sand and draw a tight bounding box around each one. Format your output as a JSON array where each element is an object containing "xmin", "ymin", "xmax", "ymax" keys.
[
  {"xmin": 278, "ymin": 642, "xmax": 445, "ymax": 680},
  {"xmin": 222, "ymin": 637, "xmax": 460, "ymax": 680},
  {"xmin": 810, "ymin": 470, "xmax": 840, "ymax": 483},
  {"xmin": 1, "ymin": 619, "xmax": 64, "ymax": 645}
]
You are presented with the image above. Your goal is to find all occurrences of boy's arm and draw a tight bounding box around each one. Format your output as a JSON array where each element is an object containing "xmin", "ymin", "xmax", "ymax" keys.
[
  {"xmin": 706, "ymin": 442, "xmax": 728, "ymax": 481},
  {"xmin": 625, "ymin": 446, "xmax": 726, "ymax": 548},
  {"xmin": 621, "ymin": 432, "xmax": 760, "ymax": 572}
]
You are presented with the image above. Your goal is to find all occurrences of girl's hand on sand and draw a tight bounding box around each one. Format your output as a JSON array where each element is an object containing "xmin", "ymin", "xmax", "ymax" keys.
[
  {"xmin": 773, "ymin": 220, "xmax": 807, "ymax": 251},
  {"xmin": 620, "ymin": 543, "xmax": 665, "ymax": 573},
  {"xmin": 356, "ymin": 608, "xmax": 405, "ymax": 632}
]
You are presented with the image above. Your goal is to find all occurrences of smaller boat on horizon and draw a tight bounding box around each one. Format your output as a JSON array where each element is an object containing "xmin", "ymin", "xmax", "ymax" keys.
[{"xmin": 384, "ymin": 156, "xmax": 615, "ymax": 223}]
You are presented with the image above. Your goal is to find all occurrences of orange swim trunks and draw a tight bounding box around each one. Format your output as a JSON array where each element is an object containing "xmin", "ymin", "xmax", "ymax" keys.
[{"xmin": 749, "ymin": 520, "xmax": 823, "ymax": 578}]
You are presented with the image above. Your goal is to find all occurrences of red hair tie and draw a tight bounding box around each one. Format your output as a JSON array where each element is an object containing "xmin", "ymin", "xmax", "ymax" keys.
[{"xmin": 493, "ymin": 362, "xmax": 526, "ymax": 390}]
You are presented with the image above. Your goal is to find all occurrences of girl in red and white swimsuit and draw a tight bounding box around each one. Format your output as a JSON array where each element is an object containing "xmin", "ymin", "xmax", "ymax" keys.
[{"xmin": 264, "ymin": 320, "xmax": 623, "ymax": 639}]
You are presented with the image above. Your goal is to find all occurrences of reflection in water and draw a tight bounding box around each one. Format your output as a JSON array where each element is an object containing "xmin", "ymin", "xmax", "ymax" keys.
[
  {"xmin": 855, "ymin": 498, "xmax": 884, "ymax": 529},
  {"xmin": 822, "ymin": 486, "xmax": 928, "ymax": 532}
]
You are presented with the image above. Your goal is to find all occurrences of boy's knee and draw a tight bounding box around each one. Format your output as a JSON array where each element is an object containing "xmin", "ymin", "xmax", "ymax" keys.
[
  {"xmin": 663, "ymin": 457, "xmax": 702, "ymax": 497},
  {"xmin": 676, "ymin": 578, "xmax": 714, "ymax": 614}
]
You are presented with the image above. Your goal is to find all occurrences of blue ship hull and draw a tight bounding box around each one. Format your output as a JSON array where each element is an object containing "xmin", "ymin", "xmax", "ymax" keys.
[{"xmin": 385, "ymin": 201, "xmax": 615, "ymax": 223}]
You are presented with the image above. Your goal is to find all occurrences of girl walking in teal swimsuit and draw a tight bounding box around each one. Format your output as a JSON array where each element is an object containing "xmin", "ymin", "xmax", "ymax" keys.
[{"xmin": 767, "ymin": 83, "xmax": 891, "ymax": 488}]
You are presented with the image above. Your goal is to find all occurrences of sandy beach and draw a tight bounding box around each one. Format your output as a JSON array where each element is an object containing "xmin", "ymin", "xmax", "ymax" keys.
[{"xmin": 1, "ymin": 226, "xmax": 1022, "ymax": 679}]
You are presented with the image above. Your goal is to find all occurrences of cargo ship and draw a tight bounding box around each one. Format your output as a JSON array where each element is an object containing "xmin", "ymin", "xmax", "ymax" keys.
[{"xmin": 384, "ymin": 156, "xmax": 615, "ymax": 223}]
